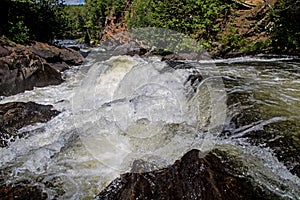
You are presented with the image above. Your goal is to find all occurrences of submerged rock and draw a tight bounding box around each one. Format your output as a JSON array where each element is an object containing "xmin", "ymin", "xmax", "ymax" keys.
[
  {"xmin": 0, "ymin": 40, "xmax": 84, "ymax": 96},
  {"xmin": 0, "ymin": 102, "xmax": 60, "ymax": 147},
  {"xmin": 223, "ymin": 76, "xmax": 300, "ymax": 178},
  {"xmin": 96, "ymin": 149, "xmax": 278, "ymax": 200},
  {"xmin": 242, "ymin": 119, "xmax": 300, "ymax": 178}
]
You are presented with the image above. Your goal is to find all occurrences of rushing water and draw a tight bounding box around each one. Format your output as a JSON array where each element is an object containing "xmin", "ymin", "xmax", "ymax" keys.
[{"xmin": 0, "ymin": 49, "xmax": 299, "ymax": 199}]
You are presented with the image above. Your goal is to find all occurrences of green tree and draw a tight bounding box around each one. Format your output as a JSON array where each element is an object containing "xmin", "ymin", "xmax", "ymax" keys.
[
  {"xmin": 126, "ymin": 0, "xmax": 230, "ymax": 42},
  {"xmin": 271, "ymin": 0, "xmax": 300, "ymax": 52},
  {"xmin": 126, "ymin": 0, "xmax": 152, "ymax": 27},
  {"xmin": 63, "ymin": 5, "xmax": 87, "ymax": 39},
  {"xmin": 84, "ymin": 0, "xmax": 129, "ymax": 40},
  {"xmin": 84, "ymin": 0, "xmax": 107, "ymax": 39},
  {"xmin": 1, "ymin": 0, "xmax": 67, "ymax": 43}
]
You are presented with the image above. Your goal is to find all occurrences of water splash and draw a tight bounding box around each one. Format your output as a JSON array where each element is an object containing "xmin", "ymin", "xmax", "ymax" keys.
[{"xmin": 0, "ymin": 48, "xmax": 299, "ymax": 199}]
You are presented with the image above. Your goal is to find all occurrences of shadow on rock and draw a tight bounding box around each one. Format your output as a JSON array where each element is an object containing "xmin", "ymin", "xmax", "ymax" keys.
[
  {"xmin": 0, "ymin": 102, "xmax": 60, "ymax": 147},
  {"xmin": 0, "ymin": 184, "xmax": 47, "ymax": 200},
  {"xmin": 96, "ymin": 149, "xmax": 279, "ymax": 200},
  {"xmin": 0, "ymin": 40, "xmax": 84, "ymax": 96}
]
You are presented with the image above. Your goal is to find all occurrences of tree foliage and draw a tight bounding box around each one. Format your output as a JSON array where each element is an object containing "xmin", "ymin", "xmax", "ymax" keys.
[
  {"xmin": 126, "ymin": 0, "xmax": 230, "ymax": 41},
  {"xmin": 63, "ymin": 5, "xmax": 87, "ymax": 39},
  {"xmin": 1, "ymin": 0, "xmax": 299, "ymax": 54},
  {"xmin": 0, "ymin": 0, "xmax": 67, "ymax": 43},
  {"xmin": 271, "ymin": 0, "xmax": 300, "ymax": 52},
  {"xmin": 64, "ymin": 0, "xmax": 129, "ymax": 40}
]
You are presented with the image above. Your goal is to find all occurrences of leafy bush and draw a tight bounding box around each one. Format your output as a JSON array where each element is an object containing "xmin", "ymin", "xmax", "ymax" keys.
[{"xmin": 9, "ymin": 20, "xmax": 30, "ymax": 44}]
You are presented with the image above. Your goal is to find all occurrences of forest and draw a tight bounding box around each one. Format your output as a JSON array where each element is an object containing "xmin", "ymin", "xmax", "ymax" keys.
[{"xmin": 0, "ymin": 0, "xmax": 299, "ymax": 55}]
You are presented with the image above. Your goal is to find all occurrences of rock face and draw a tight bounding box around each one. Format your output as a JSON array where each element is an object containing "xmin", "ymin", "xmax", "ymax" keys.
[
  {"xmin": 0, "ymin": 184, "xmax": 47, "ymax": 200},
  {"xmin": 97, "ymin": 149, "xmax": 277, "ymax": 200},
  {"xmin": 30, "ymin": 42, "xmax": 84, "ymax": 66},
  {"xmin": 0, "ymin": 40, "xmax": 84, "ymax": 96},
  {"xmin": 0, "ymin": 102, "xmax": 60, "ymax": 148},
  {"xmin": 113, "ymin": 40, "xmax": 149, "ymax": 56}
]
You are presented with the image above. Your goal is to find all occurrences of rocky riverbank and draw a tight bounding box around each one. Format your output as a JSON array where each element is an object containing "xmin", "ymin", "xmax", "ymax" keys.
[
  {"xmin": 0, "ymin": 39, "xmax": 82, "ymax": 147},
  {"xmin": 0, "ymin": 40, "xmax": 79, "ymax": 199},
  {"xmin": 0, "ymin": 102, "xmax": 60, "ymax": 148},
  {"xmin": 0, "ymin": 39, "xmax": 84, "ymax": 96}
]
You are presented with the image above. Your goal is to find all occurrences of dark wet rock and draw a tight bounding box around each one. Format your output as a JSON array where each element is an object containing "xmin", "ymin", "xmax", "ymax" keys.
[
  {"xmin": 165, "ymin": 60, "xmax": 194, "ymax": 69},
  {"xmin": 0, "ymin": 40, "xmax": 84, "ymax": 96},
  {"xmin": 291, "ymin": 165, "xmax": 300, "ymax": 178},
  {"xmin": 0, "ymin": 102, "xmax": 60, "ymax": 148},
  {"xmin": 30, "ymin": 42, "xmax": 84, "ymax": 66},
  {"xmin": 0, "ymin": 54, "xmax": 63, "ymax": 96},
  {"xmin": 0, "ymin": 184, "xmax": 47, "ymax": 200},
  {"xmin": 79, "ymin": 49, "xmax": 91, "ymax": 58},
  {"xmin": 162, "ymin": 52, "xmax": 199, "ymax": 61},
  {"xmin": 0, "ymin": 46, "xmax": 11, "ymax": 57},
  {"xmin": 113, "ymin": 40, "xmax": 149, "ymax": 56},
  {"xmin": 96, "ymin": 149, "xmax": 277, "ymax": 200},
  {"xmin": 162, "ymin": 52, "xmax": 211, "ymax": 61},
  {"xmin": 67, "ymin": 45, "xmax": 81, "ymax": 51},
  {"xmin": 48, "ymin": 62, "xmax": 70, "ymax": 72}
]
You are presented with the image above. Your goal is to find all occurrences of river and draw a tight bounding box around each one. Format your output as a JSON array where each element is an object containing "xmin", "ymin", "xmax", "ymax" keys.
[{"xmin": 0, "ymin": 48, "xmax": 299, "ymax": 199}]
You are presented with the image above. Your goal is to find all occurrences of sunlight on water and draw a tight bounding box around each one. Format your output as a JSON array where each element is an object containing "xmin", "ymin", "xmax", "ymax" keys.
[
  {"xmin": 0, "ymin": 50, "xmax": 299, "ymax": 199},
  {"xmin": 72, "ymin": 55, "xmax": 227, "ymax": 174}
]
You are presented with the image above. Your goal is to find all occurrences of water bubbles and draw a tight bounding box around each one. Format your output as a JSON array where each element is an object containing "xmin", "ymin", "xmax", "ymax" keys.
[{"xmin": 72, "ymin": 28, "xmax": 227, "ymax": 174}]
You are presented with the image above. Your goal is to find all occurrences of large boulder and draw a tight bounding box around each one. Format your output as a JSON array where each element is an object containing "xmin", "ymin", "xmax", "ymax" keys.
[
  {"xmin": 30, "ymin": 42, "xmax": 84, "ymax": 66},
  {"xmin": 113, "ymin": 40, "xmax": 149, "ymax": 56},
  {"xmin": 0, "ymin": 40, "xmax": 84, "ymax": 96},
  {"xmin": 0, "ymin": 102, "xmax": 60, "ymax": 148},
  {"xmin": 96, "ymin": 149, "xmax": 279, "ymax": 200},
  {"xmin": 0, "ymin": 58, "xmax": 63, "ymax": 96}
]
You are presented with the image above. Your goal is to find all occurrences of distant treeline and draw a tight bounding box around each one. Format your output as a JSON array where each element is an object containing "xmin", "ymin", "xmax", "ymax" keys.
[
  {"xmin": 64, "ymin": 0, "xmax": 300, "ymax": 53},
  {"xmin": 1, "ymin": 0, "xmax": 299, "ymax": 53}
]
